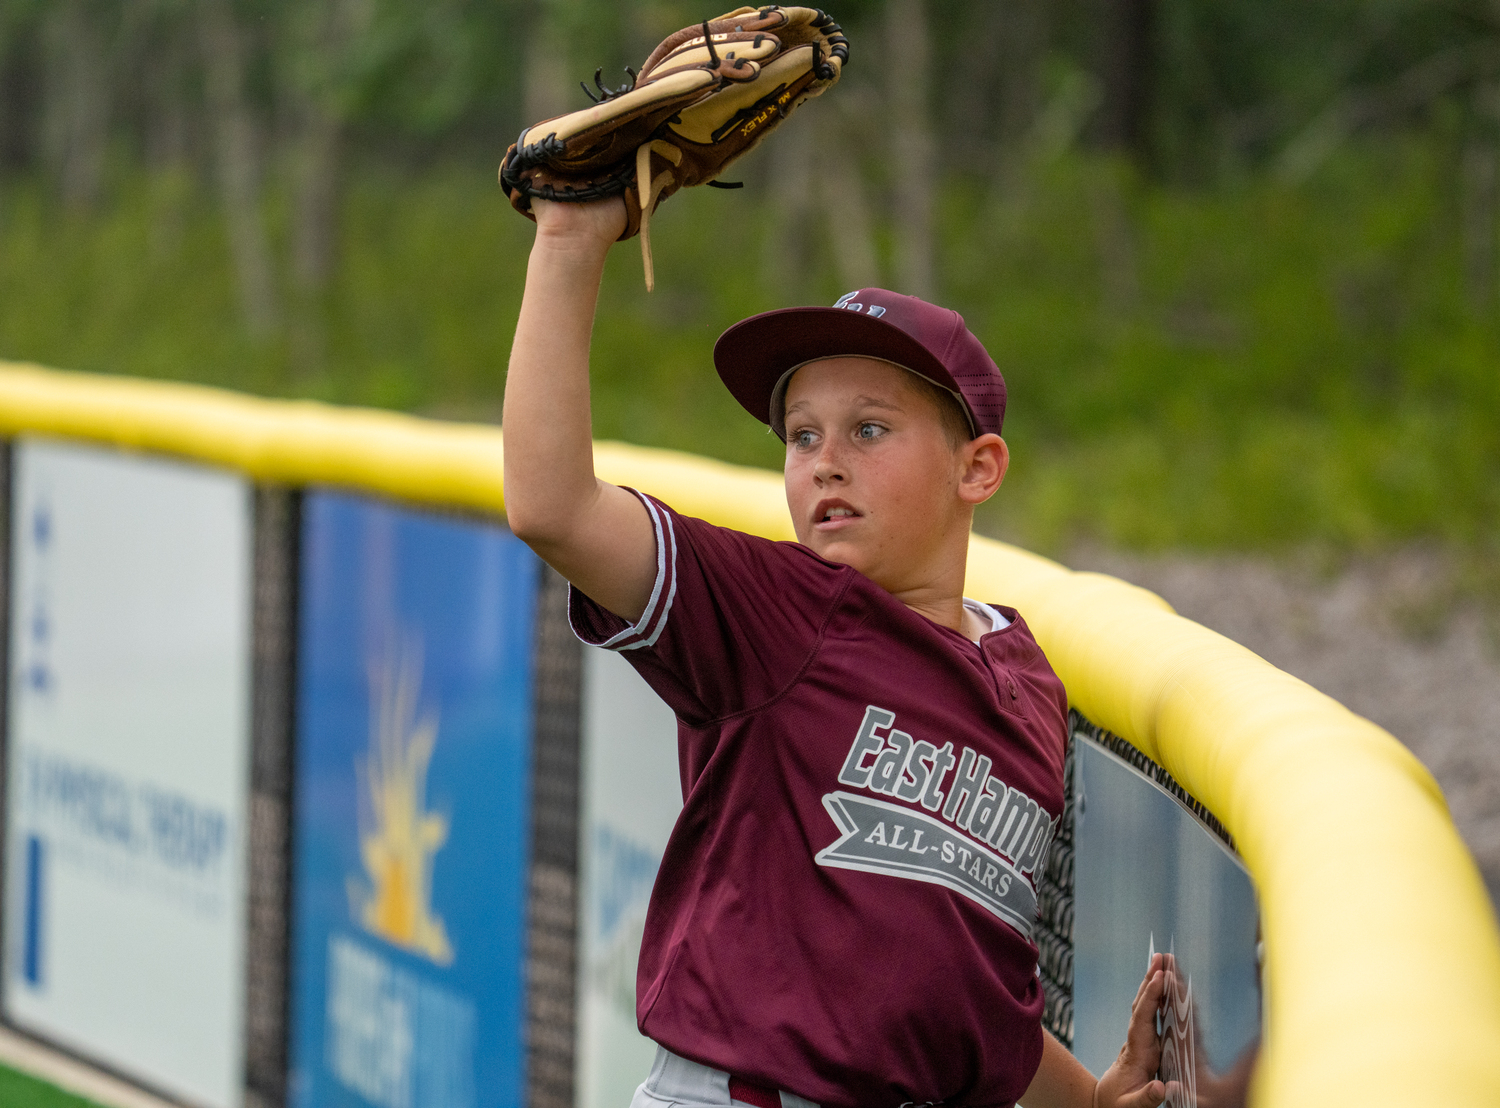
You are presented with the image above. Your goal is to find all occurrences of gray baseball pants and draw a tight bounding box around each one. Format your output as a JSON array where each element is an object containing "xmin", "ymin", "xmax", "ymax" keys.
[{"xmin": 629, "ymin": 1045, "xmax": 820, "ymax": 1108}]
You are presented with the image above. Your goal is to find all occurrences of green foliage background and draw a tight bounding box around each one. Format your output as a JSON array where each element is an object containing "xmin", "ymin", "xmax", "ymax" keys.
[
  {"xmin": 2, "ymin": 143, "xmax": 1496, "ymax": 569},
  {"xmin": 1, "ymin": 0, "xmax": 1498, "ymax": 584}
]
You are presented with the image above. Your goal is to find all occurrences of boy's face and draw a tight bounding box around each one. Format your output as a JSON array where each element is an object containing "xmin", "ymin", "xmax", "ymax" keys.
[{"xmin": 782, "ymin": 357, "xmax": 991, "ymax": 594}]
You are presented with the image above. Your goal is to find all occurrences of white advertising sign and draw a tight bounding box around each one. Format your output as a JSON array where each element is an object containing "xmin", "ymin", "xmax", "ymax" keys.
[
  {"xmin": 4, "ymin": 438, "xmax": 253, "ymax": 1108},
  {"xmin": 1072, "ymin": 739, "xmax": 1261, "ymax": 1092},
  {"xmin": 576, "ymin": 648, "xmax": 682, "ymax": 1108}
]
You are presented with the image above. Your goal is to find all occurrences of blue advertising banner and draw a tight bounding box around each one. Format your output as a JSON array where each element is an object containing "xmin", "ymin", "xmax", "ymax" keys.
[{"xmin": 288, "ymin": 491, "xmax": 540, "ymax": 1108}]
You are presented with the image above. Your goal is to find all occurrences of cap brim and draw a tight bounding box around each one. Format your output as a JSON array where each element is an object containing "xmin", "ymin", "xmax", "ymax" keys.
[{"xmin": 714, "ymin": 306, "xmax": 964, "ymax": 432}]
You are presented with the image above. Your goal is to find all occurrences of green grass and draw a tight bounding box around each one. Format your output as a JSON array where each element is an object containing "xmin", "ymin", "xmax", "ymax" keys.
[
  {"xmin": 0, "ymin": 1064, "xmax": 102, "ymax": 1108},
  {"xmin": 1, "ymin": 141, "xmax": 1496, "ymax": 583}
]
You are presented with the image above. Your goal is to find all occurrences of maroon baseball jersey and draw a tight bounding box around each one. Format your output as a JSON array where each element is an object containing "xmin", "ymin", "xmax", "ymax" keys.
[{"xmin": 570, "ymin": 494, "xmax": 1069, "ymax": 1108}]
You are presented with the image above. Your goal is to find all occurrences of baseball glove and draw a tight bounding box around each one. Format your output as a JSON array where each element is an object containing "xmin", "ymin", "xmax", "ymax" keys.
[{"xmin": 500, "ymin": 6, "xmax": 848, "ymax": 289}]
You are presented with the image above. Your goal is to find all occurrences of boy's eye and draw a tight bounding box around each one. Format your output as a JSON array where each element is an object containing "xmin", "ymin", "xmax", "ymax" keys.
[
  {"xmin": 791, "ymin": 429, "xmax": 817, "ymax": 449},
  {"xmin": 857, "ymin": 422, "xmax": 886, "ymax": 440}
]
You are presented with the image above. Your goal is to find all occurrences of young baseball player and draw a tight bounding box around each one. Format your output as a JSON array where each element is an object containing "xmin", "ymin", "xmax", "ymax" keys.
[{"xmin": 502, "ymin": 196, "xmax": 1170, "ymax": 1108}]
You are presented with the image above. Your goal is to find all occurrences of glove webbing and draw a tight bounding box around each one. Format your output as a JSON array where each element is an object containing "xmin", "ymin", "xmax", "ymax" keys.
[{"xmin": 503, "ymin": 9, "xmax": 849, "ymax": 289}]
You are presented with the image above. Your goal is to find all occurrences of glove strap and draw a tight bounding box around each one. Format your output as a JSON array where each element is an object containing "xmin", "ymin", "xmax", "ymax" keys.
[{"xmin": 636, "ymin": 140, "xmax": 684, "ymax": 291}]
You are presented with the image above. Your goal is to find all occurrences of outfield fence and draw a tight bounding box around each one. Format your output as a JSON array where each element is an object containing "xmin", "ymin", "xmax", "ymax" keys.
[{"xmin": 0, "ymin": 360, "xmax": 1496, "ymax": 1108}]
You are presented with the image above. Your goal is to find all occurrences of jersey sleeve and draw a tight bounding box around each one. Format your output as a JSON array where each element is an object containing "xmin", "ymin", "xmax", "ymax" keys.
[{"xmin": 569, "ymin": 492, "xmax": 850, "ymax": 724}]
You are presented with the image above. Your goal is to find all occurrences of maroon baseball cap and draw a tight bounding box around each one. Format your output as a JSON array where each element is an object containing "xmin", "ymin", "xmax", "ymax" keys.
[{"xmin": 713, "ymin": 288, "xmax": 1006, "ymax": 441}]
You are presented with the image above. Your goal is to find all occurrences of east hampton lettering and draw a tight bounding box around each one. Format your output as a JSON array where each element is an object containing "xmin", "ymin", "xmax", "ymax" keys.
[{"xmin": 834, "ymin": 705, "xmax": 1054, "ymax": 877}]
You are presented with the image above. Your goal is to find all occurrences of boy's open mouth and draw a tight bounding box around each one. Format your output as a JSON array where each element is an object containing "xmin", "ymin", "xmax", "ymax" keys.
[{"xmin": 814, "ymin": 498, "xmax": 860, "ymax": 525}]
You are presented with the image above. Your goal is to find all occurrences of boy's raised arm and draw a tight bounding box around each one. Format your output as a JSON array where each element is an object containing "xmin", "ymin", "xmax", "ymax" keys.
[{"xmin": 502, "ymin": 197, "xmax": 658, "ymax": 621}]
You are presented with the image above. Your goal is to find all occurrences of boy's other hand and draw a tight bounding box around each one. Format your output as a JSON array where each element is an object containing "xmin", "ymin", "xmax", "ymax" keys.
[
  {"xmin": 1092, "ymin": 952, "xmax": 1169, "ymax": 1108},
  {"xmin": 532, "ymin": 195, "xmax": 628, "ymax": 251}
]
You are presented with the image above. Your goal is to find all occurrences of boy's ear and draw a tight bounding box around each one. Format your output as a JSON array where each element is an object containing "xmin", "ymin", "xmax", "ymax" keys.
[{"xmin": 958, "ymin": 434, "xmax": 1009, "ymax": 506}]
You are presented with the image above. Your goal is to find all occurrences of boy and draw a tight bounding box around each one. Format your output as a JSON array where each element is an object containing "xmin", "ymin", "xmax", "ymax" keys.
[{"xmin": 502, "ymin": 196, "xmax": 1168, "ymax": 1108}]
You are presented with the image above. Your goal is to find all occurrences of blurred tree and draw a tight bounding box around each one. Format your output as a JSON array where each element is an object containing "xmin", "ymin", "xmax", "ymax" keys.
[
  {"xmin": 277, "ymin": 0, "xmax": 376, "ymax": 373},
  {"xmin": 139, "ymin": 4, "xmax": 194, "ymax": 174},
  {"xmin": 819, "ymin": 84, "xmax": 881, "ymax": 293},
  {"xmin": 1093, "ymin": 0, "xmax": 1154, "ymax": 167},
  {"xmin": 0, "ymin": 6, "xmax": 30, "ymax": 220},
  {"xmin": 1463, "ymin": 76, "xmax": 1500, "ymax": 307},
  {"xmin": 138, "ymin": 1, "xmax": 198, "ymax": 259},
  {"xmin": 5, "ymin": 0, "xmax": 1500, "ymax": 340},
  {"xmin": 523, "ymin": 0, "xmax": 575, "ymax": 132},
  {"xmin": 200, "ymin": 0, "xmax": 279, "ymax": 336},
  {"xmin": 886, "ymin": 0, "xmax": 935, "ymax": 299},
  {"xmin": 40, "ymin": 1, "xmax": 114, "ymax": 207},
  {"xmin": 282, "ymin": 0, "xmax": 370, "ymax": 294},
  {"xmin": 759, "ymin": 105, "xmax": 818, "ymax": 298},
  {"xmin": 956, "ymin": 0, "xmax": 1048, "ymax": 184}
]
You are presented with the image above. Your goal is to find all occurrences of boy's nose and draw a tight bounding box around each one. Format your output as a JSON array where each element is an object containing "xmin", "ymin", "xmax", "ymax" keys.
[{"xmin": 813, "ymin": 450, "xmax": 846, "ymax": 484}]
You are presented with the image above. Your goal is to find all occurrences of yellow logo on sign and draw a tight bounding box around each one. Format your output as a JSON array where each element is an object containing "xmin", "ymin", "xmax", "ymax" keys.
[{"xmin": 349, "ymin": 638, "xmax": 454, "ymax": 965}]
